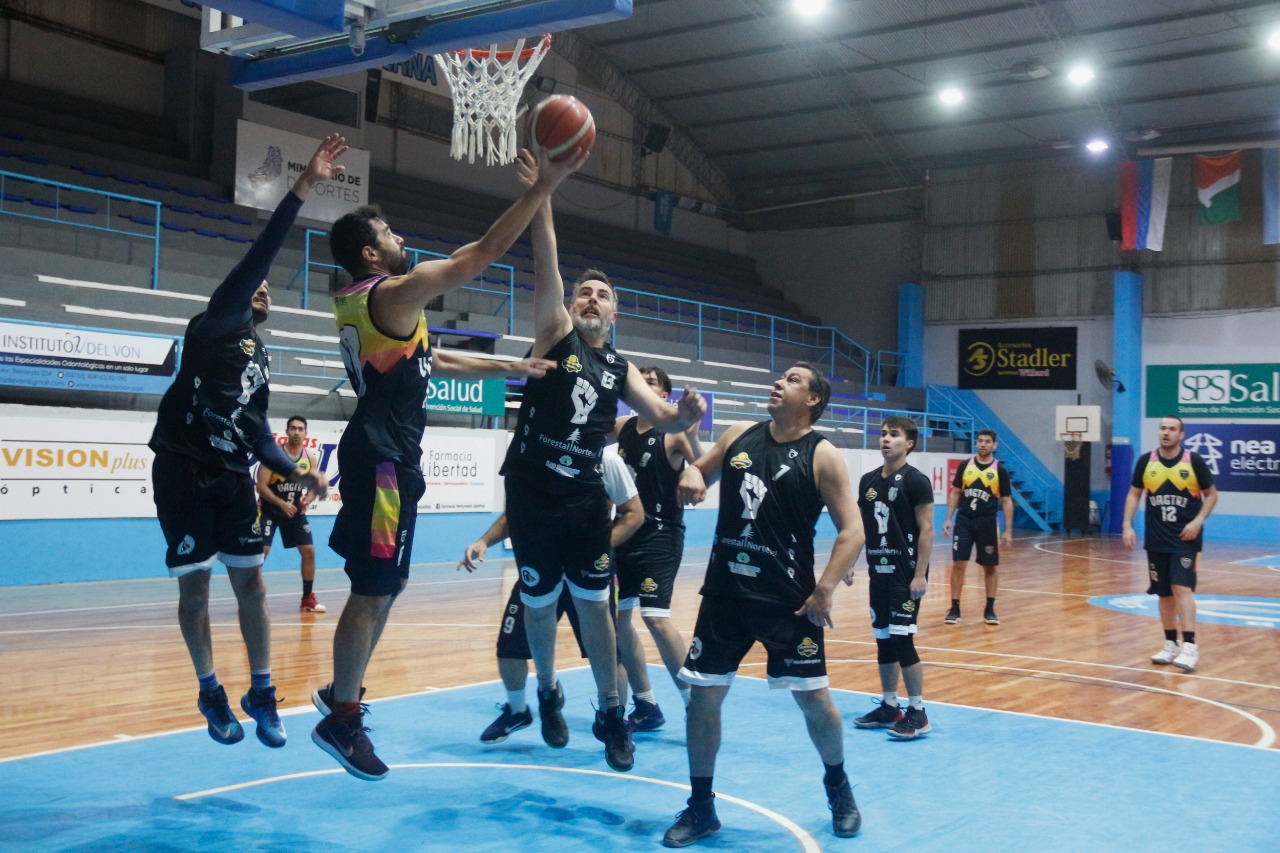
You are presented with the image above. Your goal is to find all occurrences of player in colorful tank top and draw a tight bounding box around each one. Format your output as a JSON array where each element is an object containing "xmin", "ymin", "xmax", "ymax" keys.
[
  {"xmin": 1122, "ymin": 416, "xmax": 1217, "ymax": 674},
  {"xmin": 941, "ymin": 428, "xmax": 1014, "ymax": 626}
]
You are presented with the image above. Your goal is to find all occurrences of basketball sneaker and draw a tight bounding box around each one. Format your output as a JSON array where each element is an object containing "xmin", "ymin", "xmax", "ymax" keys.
[
  {"xmin": 853, "ymin": 699, "xmax": 904, "ymax": 729},
  {"xmin": 628, "ymin": 697, "xmax": 666, "ymax": 732},
  {"xmin": 888, "ymin": 706, "xmax": 932, "ymax": 740},
  {"xmin": 240, "ymin": 685, "xmax": 287, "ymax": 748},
  {"xmin": 984, "ymin": 604, "xmax": 1000, "ymax": 625},
  {"xmin": 480, "ymin": 703, "xmax": 533, "ymax": 744},
  {"xmin": 312, "ymin": 712, "xmax": 388, "ymax": 781},
  {"xmin": 537, "ymin": 681, "xmax": 569, "ymax": 748},
  {"xmin": 663, "ymin": 797, "xmax": 720, "ymax": 848},
  {"xmin": 825, "ymin": 778, "xmax": 862, "ymax": 838},
  {"xmin": 311, "ymin": 682, "xmax": 367, "ymax": 716},
  {"xmin": 944, "ymin": 605, "xmax": 961, "ymax": 625},
  {"xmin": 593, "ymin": 705, "xmax": 635, "ymax": 772},
  {"xmin": 300, "ymin": 592, "xmax": 326, "ymax": 613},
  {"xmin": 1150, "ymin": 640, "xmax": 1180, "ymax": 665},
  {"xmin": 197, "ymin": 685, "xmax": 244, "ymax": 745},
  {"xmin": 1172, "ymin": 642, "xmax": 1199, "ymax": 673}
]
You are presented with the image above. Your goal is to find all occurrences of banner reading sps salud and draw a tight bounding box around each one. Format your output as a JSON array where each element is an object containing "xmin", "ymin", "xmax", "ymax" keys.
[
  {"xmin": 0, "ymin": 320, "xmax": 177, "ymax": 395},
  {"xmin": 1147, "ymin": 364, "xmax": 1280, "ymax": 418},
  {"xmin": 1181, "ymin": 423, "xmax": 1280, "ymax": 493},
  {"xmin": 235, "ymin": 120, "xmax": 371, "ymax": 224},
  {"xmin": 958, "ymin": 327, "xmax": 1077, "ymax": 390}
]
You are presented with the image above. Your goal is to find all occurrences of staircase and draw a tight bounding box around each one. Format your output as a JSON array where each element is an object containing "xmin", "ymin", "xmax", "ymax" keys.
[{"xmin": 926, "ymin": 386, "xmax": 1062, "ymax": 532}]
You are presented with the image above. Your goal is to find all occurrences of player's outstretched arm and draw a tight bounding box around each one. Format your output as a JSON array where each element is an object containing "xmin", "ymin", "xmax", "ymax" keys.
[
  {"xmin": 1121, "ymin": 486, "xmax": 1144, "ymax": 549},
  {"xmin": 459, "ymin": 514, "xmax": 510, "ymax": 572},
  {"xmin": 432, "ymin": 350, "xmax": 556, "ymax": 381},
  {"xmin": 623, "ymin": 365, "xmax": 706, "ymax": 434}
]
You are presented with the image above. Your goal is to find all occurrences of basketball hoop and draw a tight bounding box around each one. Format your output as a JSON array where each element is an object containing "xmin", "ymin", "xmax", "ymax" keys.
[
  {"xmin": 435, "ymin": 34, "xmax": 552, "ymax": 166},
  {"xmin": 1060, "ymin": 432, "xmax": 1084, "ymax": 461}
]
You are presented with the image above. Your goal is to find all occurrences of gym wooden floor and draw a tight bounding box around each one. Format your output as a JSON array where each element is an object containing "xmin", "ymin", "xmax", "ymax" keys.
[{"xmin": 2, "ymin": 533, "xmax": 1278, "ymax": 761}]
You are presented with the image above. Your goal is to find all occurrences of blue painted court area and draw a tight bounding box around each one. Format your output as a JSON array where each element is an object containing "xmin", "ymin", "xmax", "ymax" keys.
[
  {"xmin": 3, "ymin": 668, "xmax": 1277, "ymax": 852},
  {"xmin": 1232, "ymin": 554, "xmax": 1280, "ymax": 567},
  {"xmin": 1090, "ymin": 593, "xmax": 1280, "ymax": 629}
]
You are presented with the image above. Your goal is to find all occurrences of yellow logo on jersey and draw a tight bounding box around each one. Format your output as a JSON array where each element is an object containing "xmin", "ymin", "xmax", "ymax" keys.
[
  {"xmin": 594, "ymin": 553, "xmax": 610, "ymax": 571},
  {"xmin": 797, "ymin": 637, "xmax": 820, "ymax": 657},
  {"xmin": 563, "ymin": 355, "xmax": 583, "ymax": 373},
  {"xmin": 902, "ymin": 600, "xmax": 916, "ymax": 613},
  {"xmin": 865, "ymin": 487, "xmax": 878, "ymax": 501},
  {"xmin": 729, "ymin": 452, "xmax": 752, "ymax": 469},
  {"xmin": 640, "ymin": 577, "xmax": 658, "ymax": 593},
  {"xmin": 240, "ymin": 338, "xmax": 256, "ymax": 356}
]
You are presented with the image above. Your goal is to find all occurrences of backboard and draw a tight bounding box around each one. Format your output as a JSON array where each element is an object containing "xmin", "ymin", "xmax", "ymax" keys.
[
  {"xmin": 1055, "ymin": 405, "xmax": 1101, "ymax": 443},
  {"xmin": 200, "ymin": 0, "xmax": 631, "ymax": 90}
]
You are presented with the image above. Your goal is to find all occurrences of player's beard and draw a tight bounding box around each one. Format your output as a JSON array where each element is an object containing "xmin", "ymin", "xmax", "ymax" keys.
[
  {"xmin": 252, "ymin": 304, "xmax": 269, "ymax": 325},
  {"xmin": 385, "ymin": 245, "xmax": 409, "ymax": 276}
]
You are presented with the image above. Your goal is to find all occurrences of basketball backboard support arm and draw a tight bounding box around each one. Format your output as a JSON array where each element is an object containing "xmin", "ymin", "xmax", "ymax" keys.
[{"xmin": 201, "ymin": 0, "xmax": 633, "ymax": 91}]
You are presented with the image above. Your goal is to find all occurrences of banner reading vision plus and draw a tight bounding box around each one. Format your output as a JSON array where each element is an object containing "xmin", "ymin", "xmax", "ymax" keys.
[{"xmin": 958, "ymin": 327, "xmax": 1077, "ymax": 390}]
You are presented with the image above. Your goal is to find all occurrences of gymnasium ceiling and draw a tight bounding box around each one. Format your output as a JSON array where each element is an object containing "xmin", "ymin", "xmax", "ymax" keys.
[{"xmin": 575, "ymin": 0, "xmax": 1280, "ymax": 227}]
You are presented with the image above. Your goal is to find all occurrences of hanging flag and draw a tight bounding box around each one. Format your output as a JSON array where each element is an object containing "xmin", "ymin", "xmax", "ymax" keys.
[
  {"xmin": 1119, "ymin": 158, "xmax": 1172, "ymax": 251},
  {"xmin": 1263, "ymin": 148, "xmax": 1280, "ymax": 245},
  {"xmin": 1195, "ymin": 151, "xmax": 1241, "ymax": 224}
]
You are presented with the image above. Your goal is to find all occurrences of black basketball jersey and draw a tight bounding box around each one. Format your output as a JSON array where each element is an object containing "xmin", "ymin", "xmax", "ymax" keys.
[
  {"xmin": 150, "ymin": 313, "xmax": 270, "ymax": 474},
  {"xmin": 617, "ymin": 417, "xmax": 684, "ymax": 527},
  {"xmin": 953, "ymin": 457, "xmax": 1010, "ymax": 518},
  {"xmin": 701, "ymin": 422, "xmax": 826, "ymax": 608},
  {"xmin": 858, "ymin": 462, "xmax": 934, "ymax": 586},
  {"xmin": 501, "ymin": 330, "xmax": 629, "ymax": 491},
  {"xmin": 1131, "ymin": 448, "xmax": 1213, "ymax": 554}
]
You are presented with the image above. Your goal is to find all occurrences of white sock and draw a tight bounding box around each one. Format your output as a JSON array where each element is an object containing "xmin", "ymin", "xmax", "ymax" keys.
[
  {"xmin": 882, "ymin": 692, "xmax": 898, "ymax": 706},
  {"xmin": 908, "ymin": 695, "xmax": 924, "ymax": 710},
  {"xmin": 507, "ymin": 689, "xmax": 527, "ymax": 713},
  {"xmin": 635, "ymin": 689, "xmax": 656, "ymax": 704}
]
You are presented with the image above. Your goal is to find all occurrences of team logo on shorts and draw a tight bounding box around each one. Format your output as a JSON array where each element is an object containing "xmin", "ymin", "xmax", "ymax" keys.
[
  {"xmin": 302, "ymin": 523, "xmax": 311, "ymax": 533},
  {"xmin": 797, "ymin": 637, "xmax": 819, "ymax": 657},
  {"xmin": 594, "ymin": 553, "xmax": 611, "ymax": 571},
  {"xmin": 251, "ymin": 518, "xmax": 261, "ymax": 535},
  {"xmin": 1149, "ymin": 564, "xmax": 1159, "ymax": 583},
  {"xmin": 729, "ymin": 452, "xmax": 752, "ymax": 469},
  {"xmin": 508, "ymin": 603, "xmax": 519, "ymax": 615},
  {"xmin": 1180, "ymin": 557, "xmax": 1193, "ymax": 569},
  {"xmin": 640, "ymin": 577, "xmax": 658, "ymax": 593},
  {"xmin": 865, "ymin": 487, "xmax": 878, "ymax": 501},
  {"xmin": 177, "ymin": 534, "xmax": 195, "ymax": 556},
  {"xmin": 902, "ymin": 600, "xmax": 916, "ymax": 613},
  {"xmin": 983, "ymin": 546, "xmax": 994, "ymax": 554},
  {"xmin": 239, "ymin": 338, "xmax": 256, "ymax": 356},
  {"xmin": 520, "ymin": 566, "xmax": 540, "ymax": 587},
  {"xmin": 689, "ymin": 637, "xmax": 702, "ymax": 660},
  {"xmin": 562, "ymin": 355, "xmax": 583, "ymax": 373}
]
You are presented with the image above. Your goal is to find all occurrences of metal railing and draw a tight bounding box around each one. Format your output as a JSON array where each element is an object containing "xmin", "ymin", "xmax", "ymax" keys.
[{"xmin": 0, "ymin": 169, "xmax": 162, "ymax": 289}]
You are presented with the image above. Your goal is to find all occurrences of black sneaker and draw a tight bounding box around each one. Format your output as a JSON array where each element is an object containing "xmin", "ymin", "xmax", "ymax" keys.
[
  {"xmin": 825, "ymin": 778, "xmax": 862, "ymax": 838},
  {"xmin": 944, "ymin": 605, "xmax": 961, "ymax": 624},
  {"xmin": 311, "ymin": 682, "xmax": 367, "ymax": 716},
  {"xmin": 593, "ymin": 705, "xmax": 635, "ymax": 772},
  {"xmin": 197, "ymin": 685, "xmax": 244, "ymax": 745},
  {"xmin": 537, "ymin": 681, "xmax": 569, "ymax": 748},
  {"xmin": 984, "ymin": 604, "xmax": 1000, "ymax": 625},
  {"xmin": 628, "ymin": 697, "xmax": 667, "ymax": 732},
  {"xmin": 888, "ymin": 705, "xmax": 932, "ymax": 740},
  {"xmin": 311, "ymin": 712, "xmax": 388, "ymax": 781},
  {"xmin": 663, "ymin": 797, "xmax": 720, "ymax": 848},
  {"xmin": 852, "ymin": 699, "xmax": 903, "ymax": 729},
  {"xmin": 480, "ymin": 703, "xmax": 533, "ymax": 744},
  {"xmin": 240, "ymin": 685, "xmax": 287, "ymax": 748}
]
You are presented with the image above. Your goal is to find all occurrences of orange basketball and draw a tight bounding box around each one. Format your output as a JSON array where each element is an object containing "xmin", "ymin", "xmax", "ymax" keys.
[{"xmin": 528, "ymin": 95, "xmax": 595, "ymax": 162}]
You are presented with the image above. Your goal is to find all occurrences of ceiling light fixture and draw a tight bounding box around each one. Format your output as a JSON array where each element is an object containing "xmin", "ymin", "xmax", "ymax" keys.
[
  {"xmin": 1085, "ymin": 139, "xmax": 1110, "ymax": 153},
  {"xmin": 1067, "ymin": 64, "xmax": 1095, "ymax": 85},
  {"xmin": 1268, "ymin": 29, "xmax": 1280, "ymax": 50},
  {"xmin": 938, "ymin": 87, "xmax": 965, "ymax": 106},
  {"xmin": 794, "ymin": 0, "xmax": 827, "ymax": 17}
]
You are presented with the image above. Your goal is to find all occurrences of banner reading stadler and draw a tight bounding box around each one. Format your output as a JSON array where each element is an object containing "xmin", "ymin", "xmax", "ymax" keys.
[
  {"xmin": 958, "ymin": 327, "xmax": 1077, "ymax": 390},
  {"xmin": 234, "ymin": 120, "xmax": 371, "ymax": 223}
]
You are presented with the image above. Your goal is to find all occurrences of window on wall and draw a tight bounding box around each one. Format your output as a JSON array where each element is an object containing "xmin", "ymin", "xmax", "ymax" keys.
[{"xmin": 248, "ymin": 81, "xmax": 360, "ymax": 128}]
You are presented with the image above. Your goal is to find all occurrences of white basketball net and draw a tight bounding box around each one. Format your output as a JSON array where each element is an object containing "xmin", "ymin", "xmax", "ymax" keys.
[{"xmin": 435, "ymin": 35, "xmax": 551, "ymax": 166}]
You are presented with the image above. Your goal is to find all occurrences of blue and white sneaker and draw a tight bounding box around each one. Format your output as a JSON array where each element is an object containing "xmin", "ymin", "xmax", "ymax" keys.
[
  {"xmin": 241, "ymin": 686, "xmax": 287, "ymax": 748},
  {"xmin": 197, "ymin": 685, "xmax": 244, "ymax": 745},
  {"xmin": 628, "ymin": 698, "xmax": 666, "ymax": 732}
]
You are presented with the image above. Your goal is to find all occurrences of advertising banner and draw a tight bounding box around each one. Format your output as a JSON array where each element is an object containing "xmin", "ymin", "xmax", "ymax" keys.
[
  {"xmin": 1147, "ymin": 363, "xmax": 1280, "ymax": 419},
  {"xmin": 0, "ymin": 320, "xmax": 177, "ymax": 395},
  {"xmin": 1181, "ymin": 423, "xmax": 1280, "ymax": 493},
  {"xmin": 426, "ymin": 376, "xmax": 507, "ymax": 416},
  {"xmin": 234, "ymin": 120, "xmax": 371, "ymax": 223},
  {"xmin": 958, "ymin": 327, "xmax": 1077, "ymax": 390}
]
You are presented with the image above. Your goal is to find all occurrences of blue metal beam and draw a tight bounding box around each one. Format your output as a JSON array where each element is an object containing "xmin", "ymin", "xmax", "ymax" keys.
[{"xmin": 211, "ymin": 1, "xmax": 345, "ymax": 38}]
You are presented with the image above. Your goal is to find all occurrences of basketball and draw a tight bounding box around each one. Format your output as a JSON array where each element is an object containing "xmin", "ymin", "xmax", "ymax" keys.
[{"xmin": 527, "ymin": 95, "xmax": 596, "ymax": 162}]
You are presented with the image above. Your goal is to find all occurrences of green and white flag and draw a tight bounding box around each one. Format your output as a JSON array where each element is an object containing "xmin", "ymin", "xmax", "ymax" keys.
[{"xmin": 1195, "ymin": 151, "xmax": 1241, "ymax": 224}]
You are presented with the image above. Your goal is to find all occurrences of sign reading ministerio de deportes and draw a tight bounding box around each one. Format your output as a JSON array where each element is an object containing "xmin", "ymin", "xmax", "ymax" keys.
[{"xmin": 958, "ymin": 327, "xmax": 1077, "ymax": 390}]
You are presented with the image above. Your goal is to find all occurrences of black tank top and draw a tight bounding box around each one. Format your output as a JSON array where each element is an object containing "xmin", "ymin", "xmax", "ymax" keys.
[
  {"xmin": 701, "ymin": 421, "xmax": 826, "ymax": 607},
  {"xmin": 501, "ymin": 330, "xmax": 629, "ymax": 492},
  {"xmin": 150, "ymin": 313, "xmax": 270, "ymax": 474},
  {"xmin": 617, "ymin": 417, "xmax": 684, "ymax": 527}
]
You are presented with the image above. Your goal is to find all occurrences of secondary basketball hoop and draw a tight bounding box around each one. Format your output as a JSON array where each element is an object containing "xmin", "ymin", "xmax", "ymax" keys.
[
  {"xmin": 435, "ymin": 34, "xmax": 552, "ymax": 166},
  {"xmin": 1060, "ymin": 432, "xmax": 1084, "ymax": 461}
]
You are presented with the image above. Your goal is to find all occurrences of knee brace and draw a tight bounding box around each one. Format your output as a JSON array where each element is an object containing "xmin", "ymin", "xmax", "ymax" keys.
[
  {"xmin": 892, "ymin": 633, "xmax": 920, "ymax": 668},
  {"xmin": 876, "ymin": 637, "xmax": 896, "ymax": 664}
]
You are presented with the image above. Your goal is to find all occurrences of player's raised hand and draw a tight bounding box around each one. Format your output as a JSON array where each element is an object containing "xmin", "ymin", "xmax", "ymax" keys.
[
  {"xmin": 508, "ymin": 357, "xmax": 557, "ymax": 380},
  {"xmin": 299, "ymin": 133, "xmax": 349, "ymax": 188},
  {"xmin": 676, "ymin": 385, "xmax": 706, "ymax": 429},
  {"xmin": 678, "ymin": 464, "xmax": 707, "ymax": 505}
]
